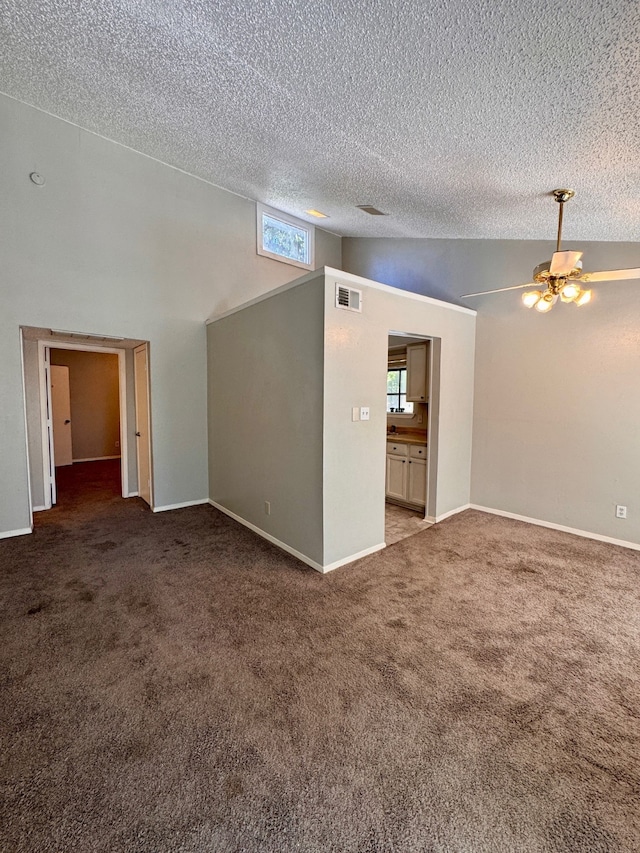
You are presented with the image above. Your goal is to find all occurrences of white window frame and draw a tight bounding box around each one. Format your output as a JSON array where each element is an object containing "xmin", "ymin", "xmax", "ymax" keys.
[{"xmin": 257, "ymin": 203, "xmax": 315, "ymax": 270}]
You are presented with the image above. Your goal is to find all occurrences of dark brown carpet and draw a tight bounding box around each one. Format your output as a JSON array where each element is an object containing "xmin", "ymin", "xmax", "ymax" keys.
[
  {"xmin": 1, "ymin": 464, "xmax": 639, "ymax": 852},
  {"xmin": 53, "ymin": 458, "xmax": 122, "ymax": 511}
]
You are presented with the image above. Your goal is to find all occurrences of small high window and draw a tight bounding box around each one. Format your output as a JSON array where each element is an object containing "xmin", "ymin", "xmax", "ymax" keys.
[
  {"xmin": 257, "ymin": 203, "xmax": 314, "ymax": 270},
  {"xmin": 387, "ymin": 368, "xmax": 414, "ymax": 414}
]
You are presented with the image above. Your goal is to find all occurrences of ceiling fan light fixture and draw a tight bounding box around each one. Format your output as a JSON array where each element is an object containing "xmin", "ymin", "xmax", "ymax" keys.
[
  {"xmin": 522, "ymin": 290, "xmax": 542, "ymax": 308},
  {"xmin": 559, "ymin": 282, "xmax": 581, "ymax": 302},
  {"xmin": 461, "ymin": 190, "xmax": 640, "ymax": 310},
  {"xmin": 534, "ymin": 292, "xmax": 556, "ymax": 312}
]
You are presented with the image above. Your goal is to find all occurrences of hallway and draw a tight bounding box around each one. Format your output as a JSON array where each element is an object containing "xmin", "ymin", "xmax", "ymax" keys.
[{"xmin": 36, "ymin": 460, "xmax": 127, "ymax": 526}]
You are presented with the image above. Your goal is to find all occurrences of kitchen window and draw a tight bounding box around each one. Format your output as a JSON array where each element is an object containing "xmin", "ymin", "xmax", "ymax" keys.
[
  {"xmin": 387, "ymin": 368, "xmax": 414, "ymax": 414},
  {"xmin": 257, "ymin": 203, "xmax": 314, "ymax": 269}
]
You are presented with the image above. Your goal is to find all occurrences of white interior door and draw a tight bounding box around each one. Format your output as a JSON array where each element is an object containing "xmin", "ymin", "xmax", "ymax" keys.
[
  {"xmin": 51, "ymin": 364, "xmax": 73, "ymax": 467},
  {"xmin": 134, "ymin": 344, "xmax": 152, "ymax": 506}
]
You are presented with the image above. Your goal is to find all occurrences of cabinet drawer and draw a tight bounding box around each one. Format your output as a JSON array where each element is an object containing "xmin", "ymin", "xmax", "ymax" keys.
[
  {"xmin": 386, "ymin": 442, "xmax": 409, "ymax": 456},
  {"xmin": 409, "ymin": 444, "xmax": 427, "ymax": 459}
]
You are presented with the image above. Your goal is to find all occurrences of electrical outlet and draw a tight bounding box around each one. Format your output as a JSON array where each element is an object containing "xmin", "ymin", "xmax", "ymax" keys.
[
  {"xmin": 264, "ymin": 501, "xmax": 271, "ymax": 516},
  {"xmin": 616, "ymin": 505, "xmax": 627, "ymax": 519}
]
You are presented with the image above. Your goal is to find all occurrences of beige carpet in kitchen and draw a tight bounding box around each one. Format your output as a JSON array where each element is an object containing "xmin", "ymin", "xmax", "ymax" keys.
[{"xmin": 1, "ymin": 461, "xmax": 639, "ymax": 852}]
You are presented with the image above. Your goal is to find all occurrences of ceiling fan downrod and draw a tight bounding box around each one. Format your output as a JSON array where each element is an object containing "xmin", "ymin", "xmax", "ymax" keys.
[{"xmin": 552, "ymin": 188, "xmax": 574, "ymax": 253}]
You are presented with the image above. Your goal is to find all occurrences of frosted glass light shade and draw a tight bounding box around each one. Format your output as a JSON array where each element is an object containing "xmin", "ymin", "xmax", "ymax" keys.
[
  {"xmin": 535, "ymin": 294, "xmax": 555, "ymax": 312},
  {"xmin": 522, "ymin": 290, "xmax": 541, "ymax": 308},
  {"xmin": 560, "ymin": 282, "xmax": 581, "ymax": 302}
]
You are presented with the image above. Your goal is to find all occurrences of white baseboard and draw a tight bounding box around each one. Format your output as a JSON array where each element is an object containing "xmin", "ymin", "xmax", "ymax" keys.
[
  {"xmin": 469, "ymin": 504, "xmax": 640, "ymax": 552},
  {"xmin": 208, "ymin": 499, "xmax": 385, "ymax": 573},
  {"xmin": 208, "ymin": 500, "xmax": 325, "ymax": 572},
  {"xmin": 0, "ymin": 527, "xmax": 32, "ymax": 540},
  {"xmin": 322, "ymin": 543, "xmax": 386, "ymax": 573},
  {"xmin": 435, "ymin": 503, "xmax": 471, "ymax": 523},
  {"xmin": 32, "ymin": 505, "xmax": 47, "ymax": 513},
  {"xmin": 73, "ymin": 455, "xmax": 122, "ymax": 463},
  {"xmin": 126, "ymin": 492, "xmax": 139, "ymax": 498},
  {"xmin": 152, "ymin": 498, "xmax": 209, "ymax": 513}
]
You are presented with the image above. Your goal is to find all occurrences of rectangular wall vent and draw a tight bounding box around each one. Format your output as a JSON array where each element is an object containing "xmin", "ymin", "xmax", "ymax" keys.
[{"xmin": 335, "ymin": 284, "xmax": 362, "ymax": 313}]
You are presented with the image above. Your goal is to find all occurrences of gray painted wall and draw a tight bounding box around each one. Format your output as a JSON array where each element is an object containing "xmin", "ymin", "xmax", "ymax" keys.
[
  {"xmin": 344, "ymin": 237, "xmax": 640, "ymax": 545},
  {"xmin": 208, "ymin": 270, "xmax": 476, "ymax": 570},
  {"xmin": 322, "ymin": 272, "xmax": 476, "ymax": 566},
  {"xmin": 207, "ymin": 277, "xmax": 325, "ymax": 564},
  {"xmin": 1, "ymin": 94, "xmax": 340, "ymax": 534}
]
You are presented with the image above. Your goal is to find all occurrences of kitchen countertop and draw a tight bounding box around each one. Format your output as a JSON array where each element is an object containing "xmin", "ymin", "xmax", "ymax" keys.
[{"xmin": 386, "ymin": 431, "xmax": 427, "ymax": 446}]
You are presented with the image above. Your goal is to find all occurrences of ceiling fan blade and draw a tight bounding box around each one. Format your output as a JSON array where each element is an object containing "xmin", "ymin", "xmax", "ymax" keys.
[
  {"xmin": 462, "ymin": 283, "xmax": 535, "ymax": 298},
  {"xmin": 549, "ymin": 250, "xmax": 583, "ymax": 276},
  {"xmin": 579, "ymin": 267, "xmax": 640, "ymax": 283}
]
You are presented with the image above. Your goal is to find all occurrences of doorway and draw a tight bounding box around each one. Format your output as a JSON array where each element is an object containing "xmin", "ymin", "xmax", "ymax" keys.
[
  {"xmin": 22, "ymin": 331, "xmax": 153, "ymax": 515},
  {"xmin": 384, "ymin": 332, "xmax": 440, "ymax": 545},
  {"xmin": 39, "ymin": 341, "xmax": 129, "ymax": 508},
  {"xmin": 49, "ymin": 347, "xmax": 124, "ymax": 506}
]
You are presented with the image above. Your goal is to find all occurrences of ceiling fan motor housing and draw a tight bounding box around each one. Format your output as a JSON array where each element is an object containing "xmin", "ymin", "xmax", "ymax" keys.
[{"xmin": 533, "ymin": 258, "xmax": 583, "ymax": 285}]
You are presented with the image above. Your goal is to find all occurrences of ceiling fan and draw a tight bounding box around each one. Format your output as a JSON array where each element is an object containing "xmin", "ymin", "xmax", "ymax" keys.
[{"xmin": 462, "ymin": 189, "xmax": 640, "ymax": 312}]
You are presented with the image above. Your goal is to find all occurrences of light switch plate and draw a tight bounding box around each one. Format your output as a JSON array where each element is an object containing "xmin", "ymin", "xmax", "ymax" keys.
[
  {"xmin": 352, "ymin": 407, "xmax": 360, "ymax": 422},
  {"xmin": 360, "ymin": 407, "xmax": 370, "ymax": 421}
]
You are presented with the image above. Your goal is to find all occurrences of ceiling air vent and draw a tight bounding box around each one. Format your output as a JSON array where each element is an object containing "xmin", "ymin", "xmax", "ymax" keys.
[
  {"xmin": 335, "ymin": 283, "xmax": 362, "ymax": 313},
  {"xmin": 356, "ymin": 205, "xmax": 387, "ymax": 216}
]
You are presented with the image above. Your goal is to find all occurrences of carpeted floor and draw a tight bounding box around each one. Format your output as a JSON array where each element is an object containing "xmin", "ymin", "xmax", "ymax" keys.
[{"xmin": 1, "ymin": 462, "xmax": 639, "ymax": 852}]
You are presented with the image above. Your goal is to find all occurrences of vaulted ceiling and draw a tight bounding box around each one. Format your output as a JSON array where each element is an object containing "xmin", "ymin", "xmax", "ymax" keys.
[{"xmin": 3, "ymin": 0, "xmax": 640, "ymax": 241}]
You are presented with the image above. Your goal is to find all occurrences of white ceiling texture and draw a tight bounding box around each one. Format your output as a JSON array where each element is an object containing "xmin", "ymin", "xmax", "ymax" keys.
[{"xmin": 2, "ymin": 0, "xmax": 640, "ymax": 241}]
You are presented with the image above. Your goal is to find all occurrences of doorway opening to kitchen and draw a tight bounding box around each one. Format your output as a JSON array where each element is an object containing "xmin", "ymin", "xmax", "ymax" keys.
[{"xmin": 385, "ymin": 332, "xmax": 440, "ymax": 546}]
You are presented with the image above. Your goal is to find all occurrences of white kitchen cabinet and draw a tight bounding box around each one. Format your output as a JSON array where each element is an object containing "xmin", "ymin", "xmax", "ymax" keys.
[
  {"xmin": 407, "ymin": 457, "xmax": 427, "ymax": 506},
  {"xmin": 386, "ymin": 453, "xmax": 408, "ymax": 501},
  {"xmin": 385, "ymin": 441, "xmax": 426, "ymax": 508},
  {"xmin": 406, "ymin": 342, "xmax": 429, "ymax": 403}
]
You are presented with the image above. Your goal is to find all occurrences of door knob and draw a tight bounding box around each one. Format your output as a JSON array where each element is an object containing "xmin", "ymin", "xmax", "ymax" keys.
[
  {"xmin": 135, "ymin": 431, "xmax": 141, "ymax": 437},
  {"xmin": 64, "ymin": 419, "xmax": 71, "ymax": 424}
]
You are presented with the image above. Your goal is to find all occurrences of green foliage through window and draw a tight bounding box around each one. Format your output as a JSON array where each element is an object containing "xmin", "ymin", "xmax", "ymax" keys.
[{"xmin": 262, "ymin": 214, "xmax": 309, "ymax": 264}]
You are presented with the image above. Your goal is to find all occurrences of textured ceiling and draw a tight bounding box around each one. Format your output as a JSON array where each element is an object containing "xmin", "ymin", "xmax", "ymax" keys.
[{"xmin": 2, "ymin": 0, "xmax": 640, "ymax": 241}]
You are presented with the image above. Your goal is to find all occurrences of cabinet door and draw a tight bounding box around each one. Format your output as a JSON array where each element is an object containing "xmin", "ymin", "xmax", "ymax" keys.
[
  {"xmin": 386, "ymin": 454, "xmax": 407, "ymax": 500},
  {"xmin": 406, "ymin": 343, "xmax": 429, "ymax": 402},
  {"xmin": 407, "ymin": 458, "xmax": 427, "ymax": 506}
]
